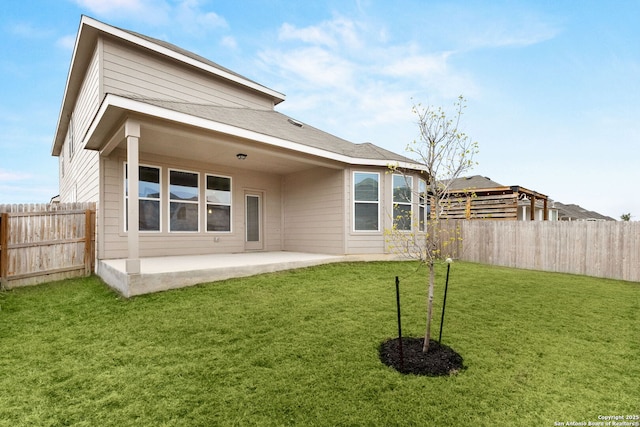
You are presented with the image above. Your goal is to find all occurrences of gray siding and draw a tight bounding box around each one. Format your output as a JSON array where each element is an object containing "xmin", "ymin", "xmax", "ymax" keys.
[
  {"xmin": 101, "ymin": 149, "xmax": 283, "ymax": 259},
  {"xmin": 102, "ymin": 38, "xmax": 274, "ymax": 110},
  {"xmin": 283, "ymin": 168, "xmax": 344, "ymax": 254}
]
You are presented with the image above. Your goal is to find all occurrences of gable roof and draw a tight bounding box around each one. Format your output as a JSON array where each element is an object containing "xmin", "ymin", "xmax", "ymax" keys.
[
  {"xmin": 554, "ymin": 202, "xmax": 616, "ymax": 221},
  {"xmin": 448, "ymin": 175, "xmax": 504, "ymax": 191},
  {"xmin": 115, "ymin": 96, "xmax": 414, "ymax": 162},
  {"xmin": 52, "ymin": 15, "xmax": 285, "ymax": 156},
  {"xmin": 448, "ymin": 175, "xmax": 548, "ymax": 198}
]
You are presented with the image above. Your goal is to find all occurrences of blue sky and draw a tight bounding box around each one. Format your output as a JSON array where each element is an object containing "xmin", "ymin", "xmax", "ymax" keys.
[{"xmin": 1, "ymin": 0, "xmax": 639, "ymax": 219}]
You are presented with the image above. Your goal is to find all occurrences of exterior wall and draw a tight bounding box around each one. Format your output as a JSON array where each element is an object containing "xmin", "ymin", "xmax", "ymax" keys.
[
  {"xmin": 101, "ymin": 38, "xmax": 274, "ymax": 110},
  {"xmin": 344, "ymin": 168, "xmax": 429, "ymax": 255},
  {"xmin": 282, "ymin": 167, "xmax": 344, "ymax": 254},
  {"xmin": 100, "ymin": 149, "xmax": 283, "ymax": 259},
  {"xmin": 59, "ymin": 45, "xmax": 101, "ymax": 203},
  {"xmin": 344, "ymin": 167, "xmax": 392, "ymax": 254}
]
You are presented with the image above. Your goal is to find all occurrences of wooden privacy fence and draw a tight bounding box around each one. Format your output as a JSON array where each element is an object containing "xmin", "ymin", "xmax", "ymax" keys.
[
  {"xmin": 442, "ymin": 220, "xmax": 640, "ymax": 283},
  {"xmin": 0, "ymin": 203, "xmax": 96, "ymax": 289}
]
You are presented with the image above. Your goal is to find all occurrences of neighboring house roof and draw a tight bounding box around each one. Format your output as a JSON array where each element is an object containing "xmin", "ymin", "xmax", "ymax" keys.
[
  {"xmin": 554, "ymin": 202, "xmax": 616, "ymax": 221},
  {"xmin": 447, "ymin": 175, "xmax": 547, "ymax": 199},
  {"xmin": 448, "ymin": 175, "xmax": 504, "ymax": 191}
]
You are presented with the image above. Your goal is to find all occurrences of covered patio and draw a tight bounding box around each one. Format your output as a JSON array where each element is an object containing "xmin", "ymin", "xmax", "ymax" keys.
[{"xmin": 97, "ymin": 251, "xmax": 399, "ymax": 297}]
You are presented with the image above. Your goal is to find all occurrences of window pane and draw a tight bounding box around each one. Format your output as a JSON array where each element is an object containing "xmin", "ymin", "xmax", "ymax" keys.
[
  {"xmin": 207, "ymin": 205, "xmax": 230, "ymax": 232},
  {"xmin": 206, "ymin": 176, "xmax": 231, "ymax": 204},
  {"xmin": 170, "ymin": 171, "xmax": 198, "ymax": 201},
  {"xmin": 354, "ymin": 173, "xmax": 378, "ymax": 201},
  {"xmin": 246, "ymin": 195, "xmax": 260, "ymax": 242},
  {"xmin": 140, "ymin": 200, "xmax": 160, "ymax": 231},
  {"xmin": 125, "ymin": 199, "xmax": 160, "ymax": 231},
  {"xmin": 207, "ymin": 175, "xmax": 230, "ymax": 191},
  {"xmin": 125, "ymin": 165, "xmax": 160, "ymax": 198},
  {"xmin": 393, "ymin": 175, "xmax": 412, "ymax": 203},
  {"xmin": 393, "ymin": 204, "xmax": 412, "ymax": 231},
  {"xmin": 170, "ymin": 202, "xmax": 199, "ymax": 231},
  {"xmin": 355, "ymin": 202, "xmax": 378, "ymax": 231}
]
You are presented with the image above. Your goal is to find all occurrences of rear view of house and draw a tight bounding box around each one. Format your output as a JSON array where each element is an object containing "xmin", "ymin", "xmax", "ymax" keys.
[{"xmin": 51, "ymin": 16, "xmax": 426, "ymax": 295}]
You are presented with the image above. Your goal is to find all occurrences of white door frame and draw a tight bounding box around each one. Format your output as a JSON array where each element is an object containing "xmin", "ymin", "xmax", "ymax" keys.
[{"xmin": 244, "ymin": 191, "xmax": 263, "ymax": 251}]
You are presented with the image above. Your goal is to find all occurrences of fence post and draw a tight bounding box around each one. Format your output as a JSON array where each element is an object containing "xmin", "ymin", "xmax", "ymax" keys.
[
  {"xmin": 0, "ymin": 213, "xmax": 8, "ymax": 288},
  {"xmin": 84, "ymin": 209, "xmax": 92, "ymax": 276}
]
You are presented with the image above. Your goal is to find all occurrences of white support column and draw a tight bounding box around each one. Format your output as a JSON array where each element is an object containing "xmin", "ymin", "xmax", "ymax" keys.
[{"xmin": 125, "ymin": 119, "xmax": 141, "ymax": 274}]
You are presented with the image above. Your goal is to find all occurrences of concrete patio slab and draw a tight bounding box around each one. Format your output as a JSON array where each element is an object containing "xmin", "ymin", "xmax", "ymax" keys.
[{"xmin": 96, "ymin": 251, "xmax": 399, "ymax": 297}]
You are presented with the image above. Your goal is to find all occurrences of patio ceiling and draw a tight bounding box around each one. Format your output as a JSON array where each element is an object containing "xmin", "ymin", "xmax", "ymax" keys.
[{"xmin": 136, "ymin": 118, "xmax": 344, "ymax": 175}]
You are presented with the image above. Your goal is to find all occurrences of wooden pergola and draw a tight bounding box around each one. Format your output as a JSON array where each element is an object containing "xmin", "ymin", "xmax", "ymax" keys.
[{"xmin": 439, "ymin": 185, "xmax": 549, "ymax": 221}]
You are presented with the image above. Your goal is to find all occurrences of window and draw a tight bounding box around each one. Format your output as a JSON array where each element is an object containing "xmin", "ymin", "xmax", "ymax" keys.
[
  {"xmin": 206, "ymin": 175, "xmax": 231, "ymax": 232},
  {"xmin": 68, "ymin": 115, "xmax": 75, "ymax": 159},
  {"xmin": 125, "ymin": 164, "xmax": 161, "ymax": 232},
  {"xmin": 393, "ymin": 174, "xmax": 413, "ymax": 231},
  {"xmin": 169, "ymin": 169, "xmax": 199, "ymax": 232},
  {"xmin": 418, "ymin": 179, "xmax": 430, "ymax": 231},
  {"xmin": 354, "ymin": 172, "xmax": 379, "ymax": 231}
]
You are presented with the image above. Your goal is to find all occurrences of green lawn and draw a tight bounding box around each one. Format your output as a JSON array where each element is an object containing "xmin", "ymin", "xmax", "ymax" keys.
[{"xmin": 1, "ymin": 262, "xmax": 638, "ymax": 426}]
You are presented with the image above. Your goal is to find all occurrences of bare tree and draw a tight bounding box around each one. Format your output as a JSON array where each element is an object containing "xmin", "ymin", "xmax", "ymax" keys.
[{"xmin": 387, "ymin": 96, "xmax": 478, "ymax": 352}]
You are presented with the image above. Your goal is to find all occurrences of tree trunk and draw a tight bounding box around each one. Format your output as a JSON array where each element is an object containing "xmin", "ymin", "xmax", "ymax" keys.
[{"xmin": 423, "ymin": 260, "xmax": 435, "ymax": 352}]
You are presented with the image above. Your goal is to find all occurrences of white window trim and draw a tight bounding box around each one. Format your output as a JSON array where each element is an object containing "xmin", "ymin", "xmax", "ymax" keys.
[
  {"xmin": 205, "ymin": 173, "xmax": 233, "ymax": 233},
  {"xmin": 124, "ymin": 162, "xmax": 162, "ymax": 233},
  {"xmin": 418, "ymin": 178, "xmax": 427, "ymax": 232},
  {"xmin": 353, "ymin": 171, "xmax": 380, "ymax": 232},
  {"xmin": 392, "ymin": 174, "xmax": 413, "ymax": 231},
  {"xmin": 168, "ymin": 168, "xmax": 200, "ymax": 233}
]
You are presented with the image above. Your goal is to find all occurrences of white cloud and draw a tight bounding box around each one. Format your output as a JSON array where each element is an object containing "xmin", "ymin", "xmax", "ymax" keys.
[
  {"xmin": 220, "ymin": 36, "xmax": 237, "ymax": 50},
  {"xmin": 74, "ymin": 0, "xmax": 163, "ymax": 16},
  {"xmin": 56, "ymin": 34, "xmax": 76, "ymax": 50},
  {"xmin": 73, "ymin": 0, "xmax": 228, "ymax": 37},
  {"xmin": 257, "ymin": 16, "xmax": 480, "ymax": 150},
  {"xmin": 469, "ymin": 23, "xmax": 559, "ymax": 49},
  {"xmin": 7, "ymin": 22, "xmax": 53, "ymax": 39},
  {"xmin": 0, "ymin": 183, "xmax": 58, "ymax": 204},
  {"xmin": 0, "ymin": 169, "xmax": 32, "ymax": 182},
  {"xmin": 259, "ymin": 47, "xmax": 355, "ymax": 89},
  {"xmin": 278, "ymin": 17, "xmax": 361, "ymax": 49},
  {"xmin": 381, "ymin": 52, "xmax": 451, "ymax": 78},
  {"xmin": 175, "ymin": 0, "xmax": 228, "ymax": 35},
  {"xmin": 454, "ymin": 6, "xmax": 561, "ymax": 50}
]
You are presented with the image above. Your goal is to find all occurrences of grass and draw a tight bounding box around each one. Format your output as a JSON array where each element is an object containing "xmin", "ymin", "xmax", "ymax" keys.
[{"xmin": 0, "ymin": 261, "xmax": 638, "ymax": 426}]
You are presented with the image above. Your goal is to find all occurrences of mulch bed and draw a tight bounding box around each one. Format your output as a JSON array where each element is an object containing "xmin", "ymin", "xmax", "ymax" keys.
[{"xmin": 379, "ymin": 337, "xmax": 465, "ymax": 376}]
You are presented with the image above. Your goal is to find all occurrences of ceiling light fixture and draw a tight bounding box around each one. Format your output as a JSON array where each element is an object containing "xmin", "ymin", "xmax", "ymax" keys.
[{"xmin": 236, "ymin": 153, "xmax": 247, "ymax": 160}]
